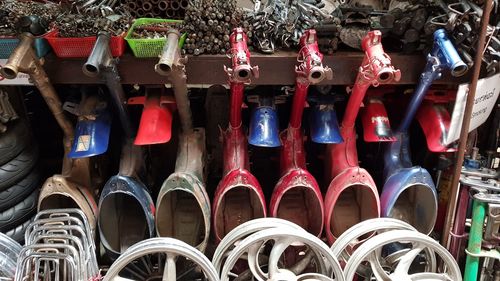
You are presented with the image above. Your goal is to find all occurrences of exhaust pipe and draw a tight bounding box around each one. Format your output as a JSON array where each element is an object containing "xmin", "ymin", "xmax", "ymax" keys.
[
  {"xmin": 155, "ymin": 29, "xmax": 211, "ymax": 252},
  {"xmin": 213, "ymin": 28, "xmax": 266, "ymax": 242},
  {"xmin": 84, "ymin": 31, "xmax": 155, "ymax": 257},
  {"xmin": 324, "ymin": 30, "xmax": 400, "ymax": 244},
  {"xmin": 270, "ymin": 30, "xmax": 332, "ymax": 237},
  {"xmin": 0, "ymin": 33, "xmax": 98, "ymax": 233},
  {"xmin": 381, "ymin": 29, "xmax": 467, "ymax": 234}
]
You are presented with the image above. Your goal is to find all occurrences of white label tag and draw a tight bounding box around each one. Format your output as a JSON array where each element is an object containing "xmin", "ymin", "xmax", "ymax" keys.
[
  {"xmin": 76, "ymin": 135, "xmax": 91, "ymax": 152},
  {"xmin": 0, "ymin": 59, "xmax": 33, "ymax": 85},
  {"xmin": 446, "ymin": 73, "xmax": 500, "ymax": 145}
]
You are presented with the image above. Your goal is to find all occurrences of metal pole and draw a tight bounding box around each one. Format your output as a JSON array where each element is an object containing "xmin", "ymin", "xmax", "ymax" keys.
[
  {"xmin": 441, "ymin": 0, "xmax": 494, "ymax": 248},
  {"xmin": 463, "ymin": 199, "xmax": 487, "ymax": 281}
]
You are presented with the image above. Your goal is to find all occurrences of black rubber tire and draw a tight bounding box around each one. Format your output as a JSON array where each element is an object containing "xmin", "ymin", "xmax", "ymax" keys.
[
  {"xmin": 0, "ymin": 188, "xmax": 39, "ymax": 232},
  {"xmin": 3, "ymin": 215, "xmax": 34, "ymax": 245},
  {"xmin": 0, "ymin": 120, "xmax": 30, "ymax": 166},
  {"xmin": 0, "ymin": 143, "xmax": 38, "ymax": 192},
  {"xmin": 0, "ymin": 167, "xmax": 40, "ymax": 212}
]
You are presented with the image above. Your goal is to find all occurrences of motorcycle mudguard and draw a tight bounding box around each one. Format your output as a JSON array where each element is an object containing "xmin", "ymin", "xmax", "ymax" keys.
[
  {"xmin": 68, "ymin": 94, "xmax": 112, "ymax": 158},
  {"xmin": 361, "ymin": 98, "xmax": 396, "ymax": 142},
  {"xmin": 156, "ymin": 129, "xmax": 211, "ymax": 252},
  {"xmin": 38, "ymin": 175, "xmax": 98, "ymax": 236},
  {"xmin": 248, "ymin": 105, "xmax": 281, "ymax": 147},
  {"xmin": 212, "ymin": 169, "xmax": 267, "ymax": 243},
  {"xmin": 324, "ymin": 167, "xmax": 380, "ymax": 244},
  {"xmin": 98, "ymin": 175, "xmax": 155, "ymax": 259},
  {"xmin": 309, "ymin": 104, "xmax": 343, "ymax": 144},
  {"xmin": 416, "ymin": 101, "xmax": 456, "ymax": 152},
  {"xmin": 270, "ymin": 168, "xmax": 324, "ymax": 237},
  {"xmin": 380, "ymin": 167, "xmax": 437, "ymax": 234},
  {"xmin": 129, "ymin": 95, "xmax": 175, "ymax": 145}
]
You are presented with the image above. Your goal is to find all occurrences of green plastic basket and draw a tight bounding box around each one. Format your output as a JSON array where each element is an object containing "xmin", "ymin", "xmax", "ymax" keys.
[{"xmin": 125, "ymin": 18, "xmax": 186, "ymax": 58}]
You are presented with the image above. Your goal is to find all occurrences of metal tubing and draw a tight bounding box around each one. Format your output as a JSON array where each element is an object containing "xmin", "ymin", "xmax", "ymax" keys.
[
  {"xmin": 397, "ymin": 29, "xmax": 467, "ymax": 133},
  {"xmin": 449, "ymin": 185, "xmax": 470, "ymax": 260},
  {"xmin": 128, "ymin": 2, "xmax": 136, "ymax": 10},
  {"xmin": 171, "ymin": 0, "xmax": 180, "ymax": 10},
  {"xmin": 155, "ymin": 29, "xmax": 193, "ymax": 134},
  {"xmin": 158, "ymin": 0, "xmax": 168, "ymax": 11},
  {"xmin": 442, "ymin": 0, "xmax": 494, "ymax": 249},
  {"xmin": 180, "ymin": 0, "xmax": 188, "ymax": 9},
  {"xmin": 464, "ymin": 199, "xmax": 487, "ymax": 281},
  {"xmin": 136, "ymin": 8, "xmax": 146, "ymax": 17},
  {"xmin": 142, "ymin": 1, "xmax": 153, "ymax": 11},
  {"xmin": 0, "ymin": 33, "xmax": 75, "ymax": 174},
  {"xmin": 84, "ymin": 32, "xmax": 133, "ymax": 138}
]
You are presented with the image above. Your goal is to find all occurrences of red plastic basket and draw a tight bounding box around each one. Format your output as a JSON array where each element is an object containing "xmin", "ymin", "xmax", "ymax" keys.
[{"xmin": 45, "ymin": 31, "xmax": 125, "ymax": 58}]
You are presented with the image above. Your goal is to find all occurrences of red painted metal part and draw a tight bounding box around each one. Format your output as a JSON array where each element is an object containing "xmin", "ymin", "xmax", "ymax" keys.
[
  {"xmin": 128, "ymin": 94, "xmax": 176, "ymax": 145},
  {"xmin": 270, "ymin": 30, "xmax": 331, "ymax": 237},
  {"xmin": 361, "ymin": 96, "xmax": 396, "ymax": 142},
  {"xmin": 213, "ymin": 28, "xmax": 266, "ymax": 242},
  {"xmin": 416, "ymin": 90, "xmax": 456, "ymax": 152},
  {"xmin": 324, "ymin": 31, "xmax": 400, "ymax": 244}
]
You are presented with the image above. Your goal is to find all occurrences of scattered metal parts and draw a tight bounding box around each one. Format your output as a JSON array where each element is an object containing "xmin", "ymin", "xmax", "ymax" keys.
[
  {"xmin": 15, "ymin": 209, "xmax": 99, "ymax": 281},
  {"xmin": 131, "ymin": 21, "xmax": 183, "ymax": 39},
  {"xmin": 182, "ymin": 0, "xmax": 244, "ymax": 55},
  {"xmin": 102, "ymin": 238, "xmax": 219, "ymax": 281},
  {"xmin": 0, "ymin": 0, "xmax": 60, "ymax": 36},
  {"xmin": 55, "ymin": 10, "xmax": 132, "ymax": 37}
]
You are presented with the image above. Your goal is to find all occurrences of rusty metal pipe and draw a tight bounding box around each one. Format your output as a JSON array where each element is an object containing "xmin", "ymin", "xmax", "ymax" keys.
[
  {"xmin": 165, "ymin": 8, "xmax": 175, "ymax": 17},
  {"xmin": 155, "ymin": 29, "xmax": 193, "ymax": 133},
  {"xmin": 136, "ymin": 8, "xmax": 146, "ymax": 17},
  {"xmin": 142, "ymin": 1, "xmax": 153, "ymax": 11},
  {"xmin": 170, "ymin": 0, "xmax": 180, "ymax": 10},
  {"xmin": 180, "ymin": 0, "xmax": 188, "ymax": 9},
  {"xmin": 84, "ymin": 31, "xmax": 133, "ymax": 138},
  {"xmin": 158, "ymin": 0, "xmax": 168, "ymax": 11},
  {"xmin": 128, "ymin": 2, "xmax": 136, "ymax": 10},
  {"xmin": 151, "ymin": 0, "xmax": 160, "ymax": 4},
  {"xmin": 442, "ymin": 0, "xmax": 494, "ymax": 249}
]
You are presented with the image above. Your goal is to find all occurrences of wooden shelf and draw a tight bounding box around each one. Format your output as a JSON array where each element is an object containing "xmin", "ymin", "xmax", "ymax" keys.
[{"xmin": 42, "ymin": 51, "xmax": 470, "ymax": 85}]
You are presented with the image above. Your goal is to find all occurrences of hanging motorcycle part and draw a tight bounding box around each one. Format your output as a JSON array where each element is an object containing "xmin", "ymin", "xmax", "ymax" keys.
[
  {"xmin": 219, "ymin": 227, "xmax": 345, "ymax": 281},
  {"xmin": 15, "ymin": 208, "xmax": 98, "ymax": 281},
  {"xmin": 103, "ymin": 238, "xmax": 219, "ymax": 281},
  {"xmin": 213, "ymin": 218, "xmax": 333, "ymax": 279},
  {"xmin": 415, "ymin": 89, "xmax": 457, "ymax": 153},
  {"xmin": 0, "ymin": 33, "xmax": 98, "ymax": 234},
  {"xmin": 270, "ymin": 29, "xmax": 331, "ymax": 237},
  {"xmin": 213, "ymin": 28, "xmax": 266, "ymax": 243},
  {"xmin": 343, "ymin": 229, "xmax": 462, "ymax": 281},
  {"xmin": 66, "ymin": 91, "xmax": 112, "ymax": 158},
  {"xmin": 248, "ymin": 94, "xmax": 281, "ymax": 148},
  {"xmin": 309, "ymin": 101, "xmax": 343, "ymax": 144},
  {"xmin": 360, "ymin": 87, "xmax": 397, "ymax": 142},
  {"xmin": 331, "ymin": 218, "xmax": 439, "ymax": 280},
  {"xmin": 155, "ymin": 29, "xmax": 211, "ymax": 253},
  {"xmin": 83, "ymin": 31, "xmax": 155, "ymax": 258},
  {"xmin": 461, "ymin": 171, "xmax": 500, "ymax": 281},
  {"xmin": 324, "ymin": 30, "xmax": 401, "ymax": 245},
  {"xmin": 128, "ymin": 88, "xmax": 176, "ymax": 145},
  {"xmin": 382, "ymin": 29, "xmax": 467, "ymax": 235}
]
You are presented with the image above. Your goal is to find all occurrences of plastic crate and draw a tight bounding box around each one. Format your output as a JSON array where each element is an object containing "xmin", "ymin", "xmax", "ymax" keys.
[
  {"xmin": 0, "ymin": 30, "xmax": 54, "ymax": 59},
  {"xmin": 45, "ymin": 31, "xmax": 126, "ymax": 58},
  {"xmin": 125, "ymin": 18, "xmax": 186, "ymax": 58}
]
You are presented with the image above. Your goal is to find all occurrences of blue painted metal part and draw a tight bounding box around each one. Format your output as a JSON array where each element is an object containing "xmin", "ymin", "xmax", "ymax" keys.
[
  {"xmin": 309, "ymin": 103, "xmax": 343, "ymax": 144},
  {"xmin": 98, "ymin": 174, "xmax": 155, "ymax": 259},
  {"xmin": 398, "ymin": 29, "xmax": 467, "ymax": 133},
  {"xmin": 381, "ymin": 29, "xmax": 465, "ymax": 234},
  {"xmin": 68, "ymin": 104, "xmax": 111, "ymax": 159},
  {"xmin": 248, "ymin": 97, "xmax": 281, "ymax": 147}
]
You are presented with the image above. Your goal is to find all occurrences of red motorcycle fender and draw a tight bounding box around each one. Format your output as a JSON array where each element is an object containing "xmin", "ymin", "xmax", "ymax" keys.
[
  {"xmin": 416, "ymin": 101, "xmax": 456, "ymax": 152},
  {"xmin": 212, "ymin": 169, "xmax": 267, "ymax": 243},
  {"xmin": 324, "ymin": 167, "xmax": 380, "ymax": 245},
  {"xmin": 361, "ymin": 98, "xmax": 396, "ymax": 142},
  {"xmin": 270, "ymin": 168, "xmax": 324, "ymax": 237}
]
